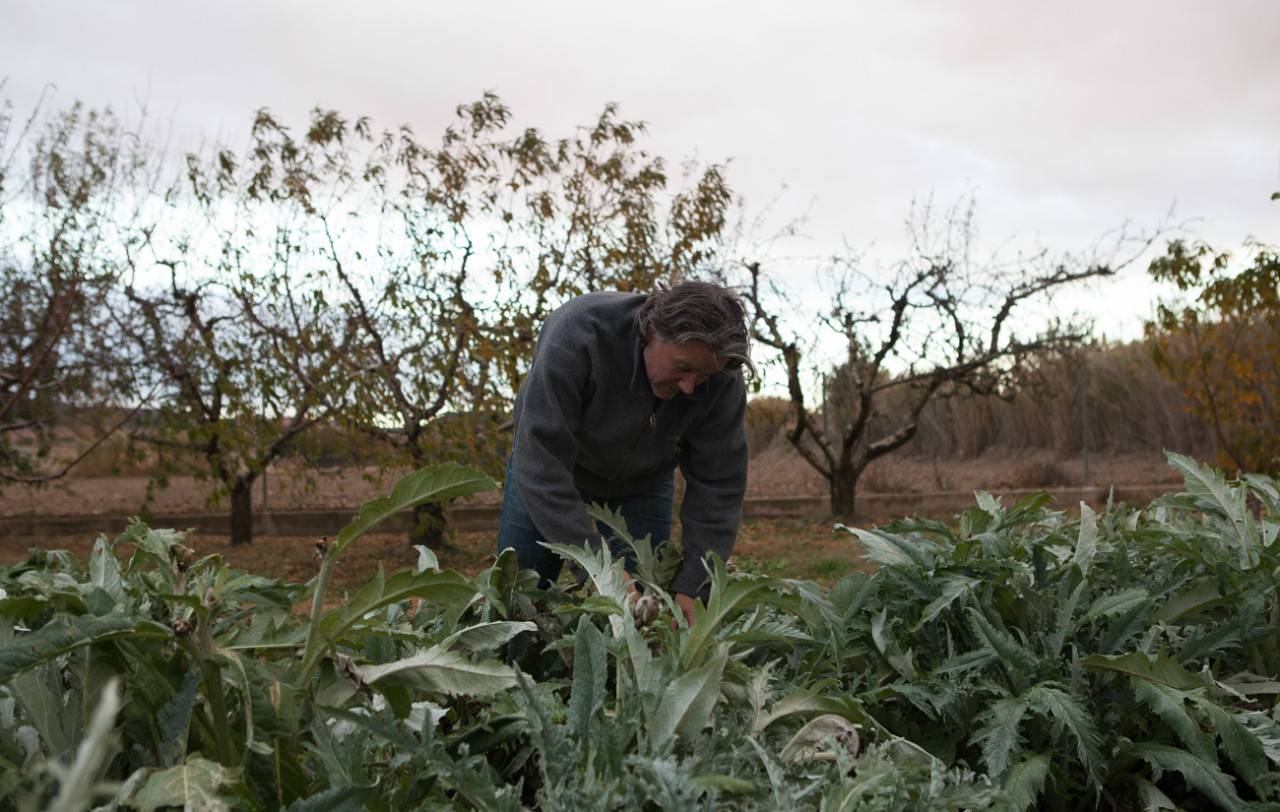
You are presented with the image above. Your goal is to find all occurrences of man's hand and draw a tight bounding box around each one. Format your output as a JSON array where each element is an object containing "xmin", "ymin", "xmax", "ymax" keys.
[
  {"xmin": 621, "ymin": 571, "xmax": 697, "ymax": 626},
  {"xmin": 674, "ymin": 592, "xmax": 698, "ymax": 626},
  {"xmin": 620, "ymin": 570, "xmax": 640, "ymax": 603}
]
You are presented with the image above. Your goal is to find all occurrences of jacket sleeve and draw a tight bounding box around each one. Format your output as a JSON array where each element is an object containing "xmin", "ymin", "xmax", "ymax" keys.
[
  {"xmin": 511, "ymin": 332, "xmax": 601, "ymax": 553},
  {"xmin": 672, "ymin": 375, "xmax": 748, "ymax": 597}
]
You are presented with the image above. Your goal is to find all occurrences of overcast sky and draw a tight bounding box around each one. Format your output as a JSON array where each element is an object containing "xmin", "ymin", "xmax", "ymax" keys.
[{"xmin": 5, "ymin": 0, "xmax": 1278, "ymax": 343}]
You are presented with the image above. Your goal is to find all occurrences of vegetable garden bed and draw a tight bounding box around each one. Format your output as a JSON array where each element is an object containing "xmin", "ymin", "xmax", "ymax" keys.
[{"xmin": 2, "ymin": 453, "xmax": 1278, "ymax": 810}]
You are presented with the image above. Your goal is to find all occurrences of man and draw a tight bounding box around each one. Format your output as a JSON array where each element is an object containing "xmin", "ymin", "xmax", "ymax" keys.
[{"xmin": 498, "ymin": 281, "xmax": 752, "ymax": 624}]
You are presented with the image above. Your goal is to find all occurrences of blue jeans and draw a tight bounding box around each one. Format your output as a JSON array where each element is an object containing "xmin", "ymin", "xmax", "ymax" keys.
[{"xmin": 497, "ymin": 453, "xmax": 674, "ymax": 588}]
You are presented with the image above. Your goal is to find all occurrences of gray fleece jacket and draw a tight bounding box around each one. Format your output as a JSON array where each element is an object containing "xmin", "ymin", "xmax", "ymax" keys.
[{"xmin": 510, "ymin": 291, "xmax": 748, "ymax": 596}]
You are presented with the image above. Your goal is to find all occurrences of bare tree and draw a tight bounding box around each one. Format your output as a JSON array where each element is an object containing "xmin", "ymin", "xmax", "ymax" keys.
[
  {"xmin": 117, "ymin": 109, "xmax": 360, "ymax": 545},
  {"xmin": 0, "ymin": 97, "xmax": 150, "ymax": 484},
  {"xmin": 485, "ymin": 100, "xmax": 733, "ymax": 345},
  {"xmin": 316, "ymin": 100, "xmax": 500, "ymax": 547},
  {"xmin": 743, "ymin": 200, "xmax": 1153, "ymax": 516},
  {"xmin": 5, "ymin": 91, "xmax": 736, "ymax": 543}
]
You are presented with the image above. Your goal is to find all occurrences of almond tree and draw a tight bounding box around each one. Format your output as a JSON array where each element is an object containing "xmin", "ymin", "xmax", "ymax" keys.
[
  {"xmin": 310, "ymin": 96, "xmax": 735, "ymax": 544},
  {"xmin": 0, "ymin": 98, "xmax": 149, "ymax": 484},
  {"xmin": 743, "ymin": 202, "xmax": 1153, "ymax": 516},
  {"xmin": 313, "ymin": 99, "xmax": 501, "ymax": 546},
  {"xmin": 482, "ymin": 99, "xmax": 733, "ymax": 364},
  {"xmin": 91, "ymin": 94, "xmax": 732, "ymax": 545},
  {"xmin": 118, "ymin": 110, "xmax": 360, "ymax": 545}
]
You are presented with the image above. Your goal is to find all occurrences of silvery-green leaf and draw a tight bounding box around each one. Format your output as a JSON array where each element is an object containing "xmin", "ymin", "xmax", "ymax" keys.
[
  {"xmin": 967, "ymin": 608, "xmax": 1036, "ymax": 671},
  {"xmin": 754, "ymin": 691, "xmax": 882, "ymax": 736},
  {"xmin": 837, "ymin": 525, "xmax": 934, "ymax": 571},
  {"xmin": 1197, "ymin": 699, "xmax": 1268, "ymax": 797},
  {"xmin": 1025, "ymin": 684, "xmax": 1104, "ymax": 788},
  {"xmin": 747, "ymin": 659, "xmax": 779, "ymax": 731},
  {"xmin": 1081, "ymin": 652, "xmax": 1201, "ymax": 691},
  {"xmin": 354, "ymin": 645, "xmax": 518, "ymax": 697},
  {"xmin": 1132, "ymin": 742, "xmax": 1244, "ymax": 812},
  {"xmin": 334, "ymin": 463, "xmax": 496, "ymax": 556},
  {"xmin": 568, "ymin": 615, "xmax": 607, "ymax": 740},
  {"xmin": 1001, "ymin": 753, "xmax": 1050, "ymax": 812},
  {"xmin": 301, "ymin": 569, "xmax": 476, "ymax": 677},
  {"xmin": 649, "ymin": 648, "xmax": 727, "ymax": 747},
  {"xmin": 440, "ymin": 620, "xmax": 537, "ymax": 654},
  {"xmin": 779, "ymin": 713, "xmax": 859, "ymax": 764},
  {"xmin": 156, "ymin": 671, "xmax": 199, "ymax": 768},
  {"xmin": 408, "ymin": 701, "xmax": 447, "ymax": 732},
  {"xmin": 1157, "ymin": 577, "xmax": 1227, "ymax": 623},
  {"xmin": 1133, "ymin": 680, "xmax": 1214, "ymax": 762},
  {"xmin": 971, "ymin": 693, "xmax": 1030, "ymax": 777},
  {"xmin": 541, "ymin": 541, "xmax": 630, "ymax": 609},
  {"xmin": 912, "ymin": 574, "xmax": 977, "ymax": 631},
  {"xmin": 679, "ymin": 569, "xmax": 786, "ymax": 670},
  {"xmin": 691, "ymin": 773, "xmax": 756, "ymax": 795},
  {"xmin": 975, "ymin": 491, "xmax": 1003, "ymax": 516},
  {"xmin": 1132, "ymin": 775, "xmax": 1178, "ymax": 811},
  {"xmin": 0, "ymin": 615, "xmax": 163, "ymax": 683},
  {"xmin": 282, "ymin": 785, "xmax": 376, "ymax": 812},
  {"xmin": 1167, "ymin": 451, "xmax": 1245, "ymax": 525},
  {"xmin": 1073, "ymin": 503, "xmax": 1098, "ymax": 576},
  {"xmin": 1081, "ymin": 588, "xmax": 1149, "ymax": 624},
  {"xmin": 414, "ymin": 545, "xmax": 439, "ymax": 572},
  {"xmin": 47, "ymin": 678, "xmax": 121, "ymax": 812},
  {"xmin": 88, "ymin": 537, "xmax": 125, "ymax": 607},
  {"xmin": 128, "ymin": 756, "xmax": 245, "ymax": 812},
  {"xmin": 1217, "ymin": 672, "xmax": 1280, "ymax": 698}
]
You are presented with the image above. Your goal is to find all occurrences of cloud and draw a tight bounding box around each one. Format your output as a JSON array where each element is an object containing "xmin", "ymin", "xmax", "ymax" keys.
[{"xmin": 4, "ymin": 0, "xmax": 1276, "ymax": 329}]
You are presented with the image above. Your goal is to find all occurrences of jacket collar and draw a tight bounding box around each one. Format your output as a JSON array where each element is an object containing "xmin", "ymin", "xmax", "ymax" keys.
[
  {"xmin": 627, "ymin": 327, "xmax": 708, "ymax": 401},
  {"xmin": 628, "ymin": 327, "xmax": 650, "ymax": 394}
]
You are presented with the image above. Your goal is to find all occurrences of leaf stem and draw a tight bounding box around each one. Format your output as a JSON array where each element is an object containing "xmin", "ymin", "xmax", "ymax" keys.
[
  {"xmin": 194, "ymin": 626, "xmax": 236, "ymax": 767},
  {"xmin": 298, "ymin": 546, "xmax": 337, "ymax": 686}
]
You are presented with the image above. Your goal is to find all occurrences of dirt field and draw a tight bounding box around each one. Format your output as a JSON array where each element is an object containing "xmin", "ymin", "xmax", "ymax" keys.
[
  {"xmin": 0, "ymin": 447, "xmax": 1181, "ymax": 589},
  {"xmin": 0, "ymin": 449, "xmax": 1178, "ymax": 518}
]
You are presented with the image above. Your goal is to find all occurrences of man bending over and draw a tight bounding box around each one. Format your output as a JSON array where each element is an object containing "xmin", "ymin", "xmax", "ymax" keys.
[{"xmin": 498, "ymin": 281, "xmax": 752, "ymax": 624}]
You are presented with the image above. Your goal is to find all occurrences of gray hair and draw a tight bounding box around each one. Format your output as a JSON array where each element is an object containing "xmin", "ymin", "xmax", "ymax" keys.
[{"xmin": 635, "ymin": 281, "xmax": 755, "ymax": 378}]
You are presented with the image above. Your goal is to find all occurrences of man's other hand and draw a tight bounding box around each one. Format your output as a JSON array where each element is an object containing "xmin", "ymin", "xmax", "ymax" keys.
[
  {"xmin": 674, "ymin": 592, "xmax": 698, "ymax": 626},
  {"xmin": 621, "ymin": 571, "xmax": 698, "ymax": 626},
  {"xmin": 620, "ymin": 570, "xmax": 640, "ymax": 603}
]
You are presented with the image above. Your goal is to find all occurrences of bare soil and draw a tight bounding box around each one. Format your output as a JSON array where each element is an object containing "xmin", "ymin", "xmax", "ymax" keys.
[
  {"xmin": 0, "ymin": 450, "xmax": 1180, "ymax": 519},
  {"xmin": 0, "ymin": 445, "xmax": 1182, "ymax": 588},
  {"xmin": 0, "ymin": 464, "xmax": 423, "ymax": 518}
]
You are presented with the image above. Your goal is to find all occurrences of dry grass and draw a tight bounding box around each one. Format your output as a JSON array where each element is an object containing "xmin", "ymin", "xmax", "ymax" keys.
[
  {"xmin": 732, "ymin": 517, "xmax": 870, "ymax": 582},
  {"xmin": 745, "ymin": 445, "xmax": 1181, "ymax": 499},
  {"xmin": 743, "ymin": 338, "xmax": 1217, "ymax": 468},
  {"xmin": 901, "ymin": 342, "xmax": 1212, "ymax": 459}
]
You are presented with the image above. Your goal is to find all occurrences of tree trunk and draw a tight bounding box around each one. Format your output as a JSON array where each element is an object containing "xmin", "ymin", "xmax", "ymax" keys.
[
  {"xmin": 409, "ymin": 501, "xmax": 450, "ymax": 549},
  {"xmin": 230, "ymin": 479, "xmax": 253, "ymax": 546},
  {"xmin": 829, "ymin": 465, "xmax": 859, "ymax": 520}
]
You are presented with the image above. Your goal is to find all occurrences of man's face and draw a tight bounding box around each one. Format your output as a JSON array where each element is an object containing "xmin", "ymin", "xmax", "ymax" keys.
[{"xmin": 642, "ymin": 336, "xmax": 727, "ymax": 400}]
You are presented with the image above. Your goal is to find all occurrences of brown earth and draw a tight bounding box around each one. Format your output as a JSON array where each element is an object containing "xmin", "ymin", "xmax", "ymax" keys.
[
  {"xmin": 0, "ymin": 450, "xmax": 1179, "ymax": 519},
  {"xmin": 0, "ymin": 446, "xmax": 1183, "ymax": 588},
  {"xmin": 0, "ymin": 464, "xmax": 417, "ymax": 519}
]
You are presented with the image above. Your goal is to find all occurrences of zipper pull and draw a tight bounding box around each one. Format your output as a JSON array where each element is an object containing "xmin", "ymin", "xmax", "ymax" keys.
[{"xmin": 649, "ymin": 412, "xmax": 657, "ymax": 428}]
